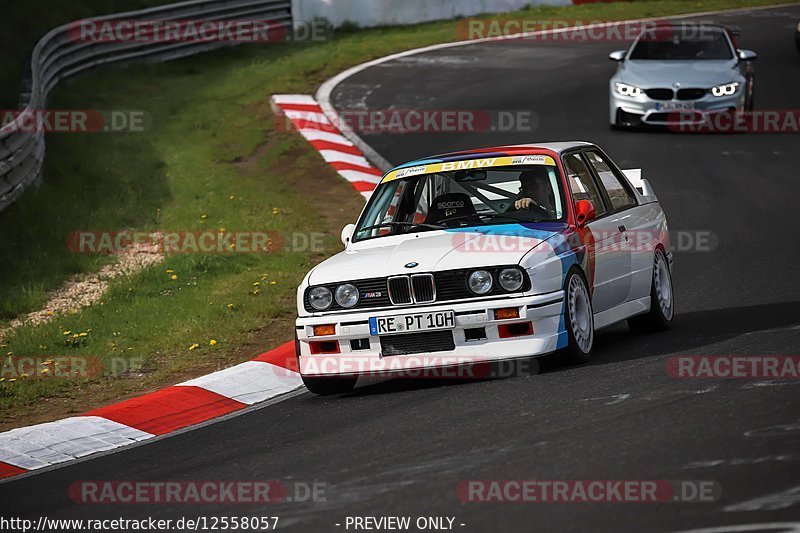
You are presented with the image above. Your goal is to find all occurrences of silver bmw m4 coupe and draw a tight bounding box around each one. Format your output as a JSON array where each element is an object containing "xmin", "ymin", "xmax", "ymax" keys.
[{"xmin": 608, "ymin": 23, "xmax": 757, "ymax": 128}]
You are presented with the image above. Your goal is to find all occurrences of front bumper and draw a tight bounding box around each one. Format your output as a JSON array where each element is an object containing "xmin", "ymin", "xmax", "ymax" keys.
[
  {"xmin": 610, "ymin": 88, "xmax": 745, "ymax": 127},
  {"xmin": 295, "ymin": 292, "xmax": 565, "ymax": 377}
]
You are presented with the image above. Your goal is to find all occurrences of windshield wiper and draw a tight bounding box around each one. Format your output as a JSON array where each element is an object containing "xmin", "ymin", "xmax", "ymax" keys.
[
  {"xmin": 358, "ymin": 221, "xmax": 444, "ymax": 233},
  {"xmin": 482, "ymin": 212, "xmax": 546, "ymax": 223}
]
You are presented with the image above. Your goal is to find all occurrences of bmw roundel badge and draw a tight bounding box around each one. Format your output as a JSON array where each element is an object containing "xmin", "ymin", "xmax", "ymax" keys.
[{"xmin": 405, "ymin": 262, "xmax": 419, "ymax": 268}]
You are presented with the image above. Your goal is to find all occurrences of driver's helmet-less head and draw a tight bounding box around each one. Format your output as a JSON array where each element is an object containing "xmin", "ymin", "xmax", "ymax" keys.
[{"xmin": 519, "ymin": 167, "xmax": 551, "ymax": 195}]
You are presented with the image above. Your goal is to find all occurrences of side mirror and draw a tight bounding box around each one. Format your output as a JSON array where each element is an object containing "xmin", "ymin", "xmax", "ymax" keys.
[
  {"xmin": 575, "ymin": 200, "xmax": 596, "ymax": 227},
  {"xmin": 608, "ymin": 50, "xmax": 626, "ymax": 61},
  {"xmin": 737, "ymin": 49, "xmax": 757, "ymax": 61},
  {"xmin": 341, "ymin": 223, "xmax": 356, "ymax": 246}
]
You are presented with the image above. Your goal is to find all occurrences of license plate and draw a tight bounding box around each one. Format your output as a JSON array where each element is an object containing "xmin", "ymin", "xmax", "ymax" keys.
[
  {"xmin": 655, "ymin": 101, "xmax": 695, "ymax": 111},
  {"xmin": 369, "ymin": 311, "xmax": 455, "ymax": 335}
]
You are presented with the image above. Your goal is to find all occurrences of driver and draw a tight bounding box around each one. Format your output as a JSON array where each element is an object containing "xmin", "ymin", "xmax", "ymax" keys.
[{"xmin": 514, "ymin": 167, "xmax": 555, "ymax": 215}]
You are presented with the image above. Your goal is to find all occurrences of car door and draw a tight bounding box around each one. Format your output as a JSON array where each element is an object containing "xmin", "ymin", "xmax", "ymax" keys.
[
  {"xmin": 563, "ymin": 151, "xmax": 631, "ymax": 314},
  {"xmin": 583, "ymin": 149, "xmax": 644, "ymax": 304},
  {"xmin": 584, "ymin": 149, "xmax": 661, "ymax": 303}
]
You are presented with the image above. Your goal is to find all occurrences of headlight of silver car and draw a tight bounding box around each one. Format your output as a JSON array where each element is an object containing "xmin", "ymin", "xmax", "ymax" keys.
[
  {"xmin": 498, "ymin": 268, "xmax": 524, "ymax": 292},
  {"xmin": 711, "ymin": 82, "xmax": 739, "ymax": 97},
  {"xmin": 335, "ymin": 283, "xmax": 359, "ymax": 308},
  {"xmin": 308, "ymin": 286, "xmax": 333, "ymax": 310},
  {"xmin": 615, "ymin": 82, "xmax": 643, "ymax": 97},
  {"xmin": 468, "ymin": 270, "xmax": 493, "ymax": 295}
]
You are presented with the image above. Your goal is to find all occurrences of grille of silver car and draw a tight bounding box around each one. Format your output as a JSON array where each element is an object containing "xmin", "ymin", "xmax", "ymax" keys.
[
  {"xmin": 645, "ymin": 88, "xmax": 674, "ymax": 100},
  {"xmin": 676, "ymin": 88, "xmax": 707, "ymax": 100}
]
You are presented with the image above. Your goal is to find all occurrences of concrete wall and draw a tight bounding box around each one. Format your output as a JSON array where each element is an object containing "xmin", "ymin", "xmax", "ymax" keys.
[{"xmin": 292, "ymin": 0, "xmax": 572, "ymax": 28}]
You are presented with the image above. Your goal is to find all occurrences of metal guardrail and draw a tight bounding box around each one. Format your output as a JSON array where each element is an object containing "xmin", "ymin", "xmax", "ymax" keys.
[{"xmin": 0, "ymin": 0, "xmax": 291, "ymax": 213}]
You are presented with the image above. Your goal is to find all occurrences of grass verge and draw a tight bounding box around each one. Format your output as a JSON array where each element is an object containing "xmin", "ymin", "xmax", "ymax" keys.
[{"xmin": 0, "ymin": 0, "xmax": 781, "ymax": 429}]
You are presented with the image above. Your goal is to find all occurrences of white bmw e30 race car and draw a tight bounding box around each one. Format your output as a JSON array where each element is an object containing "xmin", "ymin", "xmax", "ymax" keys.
[{"xmin": 295, "ymin": 141, "xmax": 674, "ymax": 395}]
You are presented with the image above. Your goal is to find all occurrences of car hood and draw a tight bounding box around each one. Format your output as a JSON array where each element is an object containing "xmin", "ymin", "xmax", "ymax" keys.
[
  {"xmin": 308, "ymin": 223, "xmax": 567, "ymax": 285},
  {"xmin": 617, "ymin": 59, "xmax": 740, "ymax": 88}
]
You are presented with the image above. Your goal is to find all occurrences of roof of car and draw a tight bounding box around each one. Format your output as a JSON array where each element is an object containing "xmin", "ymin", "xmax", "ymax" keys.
[{"xmin": 387, "ymin": 141, "xmax": 593, "ymax": 173}]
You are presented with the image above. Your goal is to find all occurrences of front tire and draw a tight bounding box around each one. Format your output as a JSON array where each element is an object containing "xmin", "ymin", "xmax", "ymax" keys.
[
  {"xmin": 563, "ymin": 269, "xmax": 594, "ymax": 364},
  {"xmin": 302, "ymin": 375, "xmax": 357, "ymax": 396},
  {"xmin": 628, "ymin": 248, "xmax": 674, "ymax": 333}
]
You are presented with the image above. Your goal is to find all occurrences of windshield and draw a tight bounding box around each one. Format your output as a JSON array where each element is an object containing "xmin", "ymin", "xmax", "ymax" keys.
[
  {"xmin": 353, "ymin": 164, "xmax": 566, "ymax": 242},
  {"xmin": 630, "ymin": 26, "xmax": 733, "ymax": 60}
]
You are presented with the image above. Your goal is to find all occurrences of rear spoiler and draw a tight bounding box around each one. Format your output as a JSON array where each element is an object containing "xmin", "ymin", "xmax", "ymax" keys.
[{"xmin": 622, "ymin": 169, "xmax": 658, "ymax": 204}]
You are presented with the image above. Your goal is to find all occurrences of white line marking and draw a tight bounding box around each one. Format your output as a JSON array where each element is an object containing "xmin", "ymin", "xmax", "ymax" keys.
[
  {"xmin": 319, "ymin": 150, "xmax": 371, "ymax": 166},
  {"xmin": 298, "ymin": 129, "xmax": 355, "ymax": 146},
  {"xmin": 178, "ymin": 361, "xmax": 302, "ymax": 405},
  {"xmin": 272, "ymin": 94, "xmax": 318, "ymax": 105},
  {"xmin": 337, "ymin": 170, "xmax": 382, "ymax": 184},
  {"xmin": 0, "ymin": 416, "xmax": 153, "ymax": 470},
  {"xmin": 285, "ymin": 110, "xmax": 331, "ymax": 125}
]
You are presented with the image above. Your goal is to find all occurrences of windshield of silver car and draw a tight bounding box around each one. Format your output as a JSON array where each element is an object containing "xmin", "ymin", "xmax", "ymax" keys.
[{"xmin": 630, "ymin": 26, "xmax": 734, "ymax": 60}]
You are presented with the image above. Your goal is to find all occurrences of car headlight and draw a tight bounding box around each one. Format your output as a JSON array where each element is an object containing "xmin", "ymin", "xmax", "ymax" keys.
[
  {"xmin": 711, "ymin": 82, "xmax": 739, "ymax": 97},
  {"xmin": 308, "ymin": 286, "xmax": 333, "ymax": 310},
  {"xmin": 615, "ymin": 82, "xmax": 642, "ymax": 97},
  {"xmin": 335, "ymin": 283, "xmax": 359, "ymax": 308},
  {"xmin": 498, "ymin": 268, "xmax": 524, "ymax": 292},
  {"xmin": 468, "ymin": 270, "xmax": 493, "ymax": 295}
]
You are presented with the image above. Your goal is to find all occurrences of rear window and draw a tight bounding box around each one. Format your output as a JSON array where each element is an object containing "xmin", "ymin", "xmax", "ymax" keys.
[{"xmin": 630, "ymin": 26, "xmax": 733, "ymax": 60}]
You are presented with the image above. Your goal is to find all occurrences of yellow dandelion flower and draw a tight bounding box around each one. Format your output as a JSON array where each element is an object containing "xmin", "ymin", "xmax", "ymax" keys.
[
  {"xmin": 189, "ymin": 343, "xmax": 200, "ymax": 351},
  {"xmin": 219, "ymin": 228, "xmax": 226, "ymax": 233},
  {"xmin": 229, "ymin": 195, "xmax": 235, "ymax": 200},
  {"xmin": 20, "ymin": 373, "xmax": 28, "ymax": 378},
  {"xmin": 272, "ymin": 207, "xmax": 279, "ymax": 215},
  {"xmin": 171, "ymin": 274, "xmax": 178, "ymax": 280},
  {"xmin": 41, "ymin": 368, "xmax": 50, "ymax": 374},
  {"xmin": 63, "ymin": 331, "xmax": 71, "ymax": 335},
  {"xmin": 253, "ymin": 282, "xmax": 261, "ymax": 286},
  {"xmin": 201, "ymin": 214, "xmax": 207, "ymax": 219},
  {"xmin": 166, "ymin": 269, "xmax": 174, "ymax": 273},
  {"xmin": 0, "ymin": 378, "xmax": 4, "ymax": 382},
  {"xmin": 209, "ymin": 339, "xmax": 218, "ymax": 346},
  {"xmin": 227, "ymin": 303, "xmax": 234, "ymax": 309},
  {"xmin": 270, "ymin": 281, "xmax": 277, "ymax": 285},
  {"xmin": 8, "ymin": 378, "xmax": 14, "ymax": 383}
]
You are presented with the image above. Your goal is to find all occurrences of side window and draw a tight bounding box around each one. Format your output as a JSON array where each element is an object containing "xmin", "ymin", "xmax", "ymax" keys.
[
  {"xmin": 584, "ymin": 151, "xmax": 636, "ymax": 211},
  {"xmin": 563, "ymin": 153, "xmax": 607, "ymax": 217}
]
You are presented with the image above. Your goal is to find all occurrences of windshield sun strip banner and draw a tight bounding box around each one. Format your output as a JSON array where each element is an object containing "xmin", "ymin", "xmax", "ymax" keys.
[{"xmin": 382, "ymin": 155, "xmax": 557, "ymax": 183}]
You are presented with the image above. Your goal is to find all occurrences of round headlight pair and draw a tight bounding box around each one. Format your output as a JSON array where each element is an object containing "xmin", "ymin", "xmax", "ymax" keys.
[
  {"xmin": 308, "ymin": 284, "xmax": 359, "ymax": 310},
  {"xmin": 467, "ymin": 268, "xmax": 524, "ymax": 295}
]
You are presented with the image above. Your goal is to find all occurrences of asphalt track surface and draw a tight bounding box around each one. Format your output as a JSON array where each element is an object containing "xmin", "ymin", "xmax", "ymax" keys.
[{"xmin": 2, "ymin": 5, "xmax": 800, "ymax": 533}]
